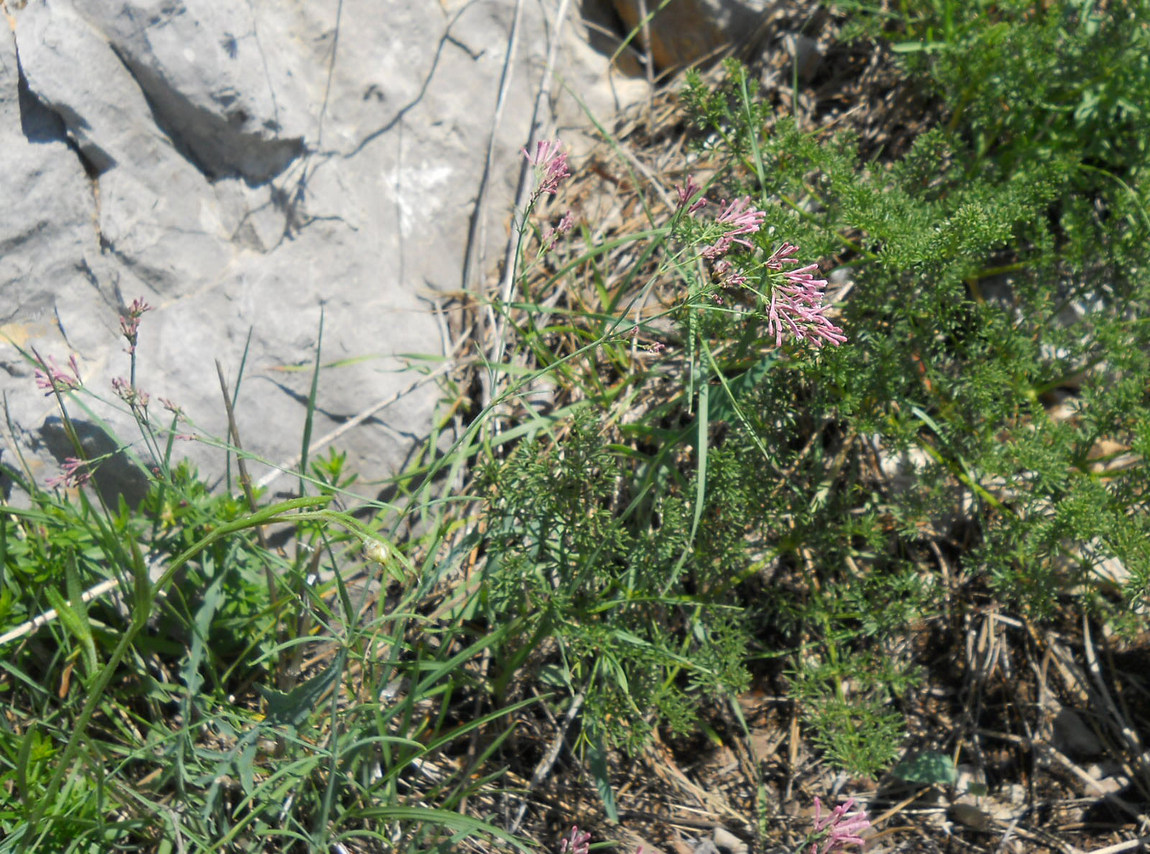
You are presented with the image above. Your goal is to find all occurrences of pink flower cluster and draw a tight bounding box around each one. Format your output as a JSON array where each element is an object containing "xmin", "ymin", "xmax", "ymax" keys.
[
  {"xmin": 120, "ymin": 297, "xmax": 152, "ymax": 355},
  {"xmin": 702, "ymin": 197, "xmax": 767, "ymax": 259},
  {"xmin": 809, "ymin": 797, "xmax": 870, "ymax": 854},
  {"xmin": 112, "ymin": 376, "xmax": 150, "ymax": 409},
  {"xmin": 559, "ymin": 826, "xmax": 590, "ymax": 854},
  {"xmin": 524, "ymin": 138, "xmax": 571, "ymax": 198},
  {"xmin": 542, "ymin": 210, "xmax": 575, "ymax": 250},
  {"xmin": 46, "ymin": 456, "xmax": 91, "ymax": 490},
  {"xmin": 34, "ymin": 354, "xmax": 82, "ymax": 396},
  {"xmin": 674, "ymin": 176, "xmax": 765, "ymax": 259},
  {"xmin": 766, "ymin": 243, "xmax": 847, "ymax": 348},
  {"xmin": 673, "ymin": 177, "xmax": 846, "ymax": 349},
  {"xmin": 675, "ymin": 175, "xmax": 707, "ymax": 215}
]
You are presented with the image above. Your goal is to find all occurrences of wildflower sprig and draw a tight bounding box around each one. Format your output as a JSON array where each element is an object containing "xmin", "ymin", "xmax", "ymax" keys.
[
  {"xmin": 806, "ymin": 797, "xmax": 870, "ymax": 854},
  {"xmin": 524, "ymin": 138, "xmax": 571, "ymax": 201},
  {"xmin": 541, "ymin": 210, "xmax": 575, "ymax": 253},
  {"xmin": 119, "ymin": 298, "xmax": 152, "ymax": 356},
  {"xmin": 519, "ymin": 138, "xmax": 575, "ymax": 261},
  {"xmin": 34, "ymin": 354, "xmax": 82, "ymax": 396},
  {"xmin": 119, "ymin": 297, "xmax": 152, "ymax": 390},
  {"xmin": 701, "ymin": 197, "xmax": 767, "ymax": 259},
  {"xmin": 46, "ymin": 456, "xmax": 93, "ymax": 490},
  {"xmin": 112, "ymin": 376, "xmax": 151, "ymax": 418},
  {"xmin": 671, "ymin": 177, "xmax": 846, "ymax": 348}
]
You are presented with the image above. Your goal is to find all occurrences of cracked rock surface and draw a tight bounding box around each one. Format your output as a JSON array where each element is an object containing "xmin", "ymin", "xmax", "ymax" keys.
[
  {"xmin": 1, "ymin": 0, "xmax": 761, "ymax": 503},
  {"xmin": 0, "ymin": 0, "xmax": 647, "ymax": 501}
]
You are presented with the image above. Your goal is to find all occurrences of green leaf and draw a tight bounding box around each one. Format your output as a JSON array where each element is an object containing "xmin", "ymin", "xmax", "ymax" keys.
[
  {"xmin": 587, "ymin": 733, "xmax": 618, "ymax": 822},
  {"xmin": 182, "ymin": 565, "xmax": 227, "ymax": 698},
  {"xmin": 258, "ymin": 652, "xmax": 345, "ymax": 729},
  {"xmin": 237, "ymin": 738, "xmax": 258, "ymax": 795},
  {"xmin": 892, "ymin": 751, "xmax": 957, "ymax": 785},
  {"xmin": 44, "ymin": 580, "xmax": 97, "ymax": 677},
  {"xmin": 15, "ymin": 724, "xmax": 36, "ymax": 815}
]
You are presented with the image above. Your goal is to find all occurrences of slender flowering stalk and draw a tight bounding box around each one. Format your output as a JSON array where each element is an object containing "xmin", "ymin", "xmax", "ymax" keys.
[
  {"xmin": 524, "ymin": 138, "xmax": 571, "ymax": 198},
  {"xmin": 559, "ymin": 826, "xmax": 591, "ymax": 854},
  {"xmin": 34, "ymin": 355, "xmax": 82, "ymax": 396},
  {"xmin": 767, "ymin": 261, "xmax": 847, "ymax": 348},
  {"xmin": 809, "ymin": 797, "xmax": 870, "ymax": 854}
]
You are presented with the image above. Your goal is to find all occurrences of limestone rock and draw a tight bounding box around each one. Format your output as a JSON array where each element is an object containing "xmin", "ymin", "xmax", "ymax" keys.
[{"xmin": 1, "ymin": 0, "xmax": 643, "ymax": 503}]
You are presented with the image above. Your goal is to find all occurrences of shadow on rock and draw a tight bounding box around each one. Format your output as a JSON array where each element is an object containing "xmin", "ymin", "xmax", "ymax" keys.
[{"xmin": 39, "ymin": 416, "xmax": 151, "ymax": 509}]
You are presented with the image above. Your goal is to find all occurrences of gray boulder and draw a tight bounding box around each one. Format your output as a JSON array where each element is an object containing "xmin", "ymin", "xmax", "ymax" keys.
[{"xmin": 2, "ymin": 0, "xmax": 752, "ymax": 504}]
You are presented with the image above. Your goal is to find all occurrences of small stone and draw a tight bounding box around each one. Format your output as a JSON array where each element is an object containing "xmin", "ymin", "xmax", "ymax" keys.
[
  {"xmin": 785, "ymin": 33, "xmax": 821, "ymax": 83},
  {"xmin": 949, "ymin": 801, "xmax": 991, "ymax": 831},
  {"xmin": 1052, "ymin": 708, "xmax": 1104, "ymax": 760}
]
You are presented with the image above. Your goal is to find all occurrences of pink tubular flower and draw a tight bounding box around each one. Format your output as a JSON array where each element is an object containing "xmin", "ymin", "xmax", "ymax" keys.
[
  {"xmin": 767, "ymin": 262, "xmax": 847, "ymax": 348},
  {"xmin": 701, "ymin": 196, "xmax": 766, "ymax": 259},
  {"xmin": 765, "ymin": 241, "xmax": 801, "ymax": 270},
  {"xmin": 542, "ymin": 210, "xmax": 575, "ymax": 249},
  {"xmin": 810, "ymin": 797, "xmax": 870, "ymax": 854},
  {"xmin": 559, "ymin": 826, "xmax": 591, "ymax": 854},
  {"xmin": 724, "ymin": 269, "xmax": 748, "ymax": 288},
  {"xmin": 675, "ymin": 175, "xmax": 707, "ymax": 215},
  {"xmin": 46, "ymin": 456, "xmax": 91, "ymax": 490},
  {"xmin": 524, "ymin": 138, "xmax": 571, "ymax": 197},
  {"xmin": 713, "ymin": 259, "xmax": 748, "ymax": 289},
  {"xmin": 34, "ymin": 355, "xmax": 82, "ymax": 396},
  {"xmin": 716, "ymin": 197, "xmax": 767, "ymax": 233},
  {"xmin": 112, "ymin": 376, "xmax": 150, "ymax": 409}
]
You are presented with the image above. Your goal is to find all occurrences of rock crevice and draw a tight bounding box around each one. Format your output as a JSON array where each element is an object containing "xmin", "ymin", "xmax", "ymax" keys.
[{"xmin": 108, "ymin": 42, "xmax": 304, "ymax": 185}]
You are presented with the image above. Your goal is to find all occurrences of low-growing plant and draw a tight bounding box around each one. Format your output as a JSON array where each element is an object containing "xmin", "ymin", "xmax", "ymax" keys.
[
  {"xmin": 467, "ymin": 113, "xmax": 860, "ymax": 764},
  {"xmin": 0, "ymin": 311, "xmax": 534, "ymax": 852},
  {"xmin": 481, "ymin": 39, "xmax": 1149, "ymax": 782},
  {"xmin": 673, "ymin": 45, "xmax": 1150, "ymax": 769}
]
